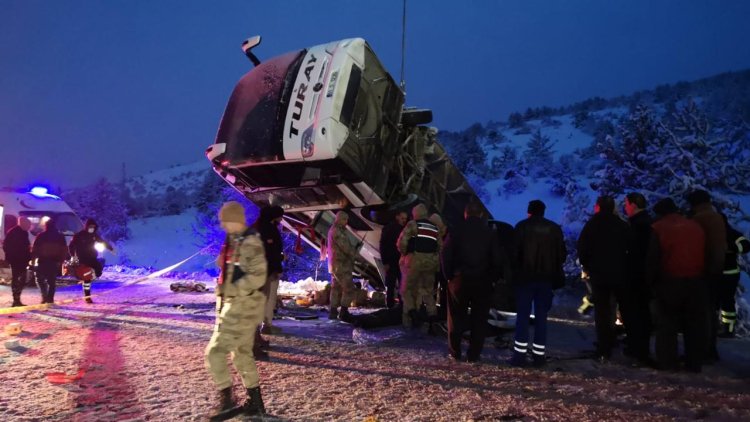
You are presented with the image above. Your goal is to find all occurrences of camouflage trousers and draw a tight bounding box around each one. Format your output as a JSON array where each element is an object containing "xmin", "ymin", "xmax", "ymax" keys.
[
  {"xmin": 400, "ymin": 261, "xmax": 438, "ymax": 327},
  {"xmin": 330, "ymin": 270, "xmax": 356, "ymax": 309},
  {"xmin": 205, "ymin": 292, "xmax": 265, "ymax": 390}
]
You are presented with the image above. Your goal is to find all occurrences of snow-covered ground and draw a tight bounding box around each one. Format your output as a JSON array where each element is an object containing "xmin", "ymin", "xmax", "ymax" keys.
[{"xmin": 2, "ymin": 275, "xmax": 750, "ymax": 421}]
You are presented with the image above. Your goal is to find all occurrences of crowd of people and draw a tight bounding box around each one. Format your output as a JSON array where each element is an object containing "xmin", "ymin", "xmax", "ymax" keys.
[
  {"xmin": 356, "ymin": 190, "xmax": 748, "ymax": 373},
  {"xmin": 3, "ymin": 217, "xmax": 113, "ymax": 306},
  {"xmin": 24, "ymin": 193, "xmax": 733, "ymax": 421}
]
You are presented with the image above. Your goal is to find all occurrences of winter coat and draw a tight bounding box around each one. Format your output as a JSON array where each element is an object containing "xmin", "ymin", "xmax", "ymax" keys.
[
  {"xmin": 577, "ymin": 212, "xmax": 631, "ymax": 285},
  {"xmin": 647, "ymin": 213, "xmax": 705, "ymax": 283},
  {"xmin": 690, "ymin": 203, "xmax": 727, "ymax": 278},
  {"xmin": 442, "ymin": 216, "xmax": 502, "ymax": 283},
  {"xmin": 33, "ymin": 225, "xmax": 70, "ymax": 266},
  {"xmin": 69, "ymin": 230, "xmax": 112, "ymax": 266},
  {"xmin": 216, "ymin": 227, "xmax": 268, "ymax": 298},
  {"xmin": 327, "ymin": 215, "xmax": 357, "ymax": 275},
  {"xmin": 254, "ymin": 208, "xmax": 284, "ymax": 274},
  {"xmin": 513, "ymin": 216, "xmax": 566, "ymax": 288},
  {"xmin": 723, "ymin": 224, "xmax": 750, "ymax": 275},
  {"xmin": 379, "ymin": 221, "xmax": 403, "ymax": 266},
  {"xmin": 3, "ymin": 225, "xmax": 31, "ymax": 268},
  {"xmin": 627, "ymin": 210, "xmax": 653, "ymax": 284}
]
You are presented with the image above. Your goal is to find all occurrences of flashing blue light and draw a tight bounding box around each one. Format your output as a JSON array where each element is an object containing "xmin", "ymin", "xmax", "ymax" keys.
[
  {"xmin": 28, "ymin": 186, "xmax": 61, "ymax": 199},
  {"xmin": 30, "ymin": 187, "xmax": 49, "ymax": 196}
]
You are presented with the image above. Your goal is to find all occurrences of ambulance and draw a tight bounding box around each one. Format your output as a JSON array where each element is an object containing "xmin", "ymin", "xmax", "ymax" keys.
[{"xmin": 0, "ymin": 187, "xmax": 83, "ymax": 282}]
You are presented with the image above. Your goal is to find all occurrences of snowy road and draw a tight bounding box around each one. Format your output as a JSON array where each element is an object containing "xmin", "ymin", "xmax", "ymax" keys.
[{"xmin": 1, "ymin": 276, "xmax": 750, "ymax": 421}]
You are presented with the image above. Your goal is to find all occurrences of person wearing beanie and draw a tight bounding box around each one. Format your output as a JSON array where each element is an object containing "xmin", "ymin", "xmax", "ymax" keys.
[
  {"xmin": 69, "ymin": 218, "xmax": 114, "ymax": 303},
  {"xmin": 205, "ymin": 201, "xmax": 269, "ymax": 419},
  {"xmin": 327, "ymin": 210, "xmax": 358, "ymax": 321},
  {"xmin": 397, "ymin": 203, "xmax": 441, "ymax": 330},
  {"xmin": 251, "ymin": 205, "xmax": 286, "ymax": 360},
  {"xmin": 509, "ymin": 199, "xmax": 566, "ymax": 368}
]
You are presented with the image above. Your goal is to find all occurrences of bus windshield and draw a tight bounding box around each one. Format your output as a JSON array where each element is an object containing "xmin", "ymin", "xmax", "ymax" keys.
[{"xmin": 216, "ymin": 50, "xmax": 306, "ymax": 165}]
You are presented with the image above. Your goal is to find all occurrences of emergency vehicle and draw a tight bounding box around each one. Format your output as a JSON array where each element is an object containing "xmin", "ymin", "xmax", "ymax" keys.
[{"xmin": 0, "ymin": 187, "xmax": 84, "ymax": 283}]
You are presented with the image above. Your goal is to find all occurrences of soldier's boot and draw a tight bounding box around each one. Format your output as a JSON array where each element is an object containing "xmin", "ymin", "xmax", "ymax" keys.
[
  {"xmin": 338, "ymin": 306, "xmax": 352, "ymax": 322},
  {"xmin": 209, "ymin": 387, "xmax": 238, "ymax": 421},
  {"xmin": 11, "ymin": 292, "xmax": 24, "ymax": 307},
  {"xmin": 243, "ymin": 386, "xmax": 266, "ymax": 416},
  {"xmin": 328, "ymin": 307, "xmax": 338, "ymax": 320}
]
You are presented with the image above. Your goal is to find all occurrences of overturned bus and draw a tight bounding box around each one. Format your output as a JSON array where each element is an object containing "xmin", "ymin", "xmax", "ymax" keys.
[{"xmin": 206, "ymin": 37, "xmax": 490, "ymax": 288}]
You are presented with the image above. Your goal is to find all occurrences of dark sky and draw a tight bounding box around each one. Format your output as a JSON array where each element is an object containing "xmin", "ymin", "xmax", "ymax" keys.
[{"xmin": 2, "ymin": 0, "xmax": 750, "ymax": 188}]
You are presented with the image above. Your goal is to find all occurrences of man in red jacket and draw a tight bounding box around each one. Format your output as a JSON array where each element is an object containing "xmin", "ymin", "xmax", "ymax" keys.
[
  {"xmin": 647, "ymin": 198, "xmax": 708, "ymax": 372},
  {"xmin": 686, "ymin": 190, "xmax": 727, "ymax": 362}
]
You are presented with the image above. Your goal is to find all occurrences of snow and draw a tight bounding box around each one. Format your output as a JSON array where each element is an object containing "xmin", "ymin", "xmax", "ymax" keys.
[
  {"xmin": 116, "ymin": 209, "xmax": 215, "ymax": 273},
  {"xmin": 2, "ymin": 276, "xmax": 750, "ymax": 421}
]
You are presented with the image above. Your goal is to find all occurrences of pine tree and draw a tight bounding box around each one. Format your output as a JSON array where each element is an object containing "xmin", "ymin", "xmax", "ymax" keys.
[
  {"xmin": 523, "ymin": 130, "xmax": 556, "ymax": 179},
  {"xmin": 66, "ymin": 177, "xmax": 130, "ymax": 242}
]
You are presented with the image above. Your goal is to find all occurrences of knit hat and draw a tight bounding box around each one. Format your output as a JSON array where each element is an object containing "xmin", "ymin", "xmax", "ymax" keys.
[{"xmin": 218, "ymin": 201, "xmax": 246, "ymax": 225}]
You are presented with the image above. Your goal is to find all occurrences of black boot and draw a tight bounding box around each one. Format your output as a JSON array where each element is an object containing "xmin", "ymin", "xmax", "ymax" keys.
[
  {"xmin": 209, "ymin": 387, "xmax": 238, "ymax": 421},
  {"xmin": 243, "ymin": 386, "xmax": 266, "ymax": 416},
  {"xmin": 328, "ymin": 307, "xmax": 338, "ymax": 320},
  {"xmin": 11, "ymin": 293, "xmax": 24, "ymax": 307},
  {"xmin": 338, "ymin": 306, "xmax": 352, "ymax": 322},
  {"xmin": 84, "ymin": 287, "xmax": 93, "ymax": 304}
]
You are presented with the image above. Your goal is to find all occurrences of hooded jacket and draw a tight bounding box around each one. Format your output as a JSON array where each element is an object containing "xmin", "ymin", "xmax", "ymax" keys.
[
  {"xmin": 253, "ymin": 206, "xmax": 284, "ymax": 274},
  {"xmin": 69, "ymin": 219, "xmax": 112, "ymax": 266}
]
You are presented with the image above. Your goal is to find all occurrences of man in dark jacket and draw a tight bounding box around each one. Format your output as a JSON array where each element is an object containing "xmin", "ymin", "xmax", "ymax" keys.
[
  {"xmin": 718, "ymin": 214, "xmax": 749, "ymax": 338},
  {"xmin": 686, "ymin": 190, "xmax": 727, "ymax": 362},
  {"xmin": 647, "ymin": 198, "xmax": 708, "ymax": 372},
  {"xmin": 509, "ymin": 200, "xmax": 566, "ymax": 368},
  {"xmin": 622, "ymin": 192, "xmax": 654, "ymax": 363},
  {"xmin": 69, "ymin": 219, "xmax": 113, "ymax": 303},
  {"xmin": 577, "ymin": 196, "xmax": 631, "ymax": 360},
  {"xmin": 442, "ymin": 202, "xmax": 502, "ymax": 362},
  {"xmin": 379, "ymin": 210, "xmax": 408, "ymax": 309},
  {"xmin": 3, "ymin": 217, "xmax": 32, "ymax": 307},
  {"xmin": 32, "ymin": 219, "xmax": 70, "ymax": 304}
]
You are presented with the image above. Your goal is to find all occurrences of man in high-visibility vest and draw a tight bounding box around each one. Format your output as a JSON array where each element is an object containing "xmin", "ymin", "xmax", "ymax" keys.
[{"xmin": 397, "ymin": 204, "xmax": 441, "ymax": 329}]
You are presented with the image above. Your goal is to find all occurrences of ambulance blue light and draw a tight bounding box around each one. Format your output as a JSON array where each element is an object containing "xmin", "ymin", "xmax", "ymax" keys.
[{"xmin": 28, "ymin": 186, "xmax": 61, "ymax": 199}]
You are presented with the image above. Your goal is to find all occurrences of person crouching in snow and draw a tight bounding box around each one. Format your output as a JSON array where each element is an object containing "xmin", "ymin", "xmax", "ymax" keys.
[
  {"xmin": 205, "ymin": 201, "xmax": 268, "ymax": 420},
  {"xmin": 69, "ymin": 218, "xmax": 114, "ymax": 303}
]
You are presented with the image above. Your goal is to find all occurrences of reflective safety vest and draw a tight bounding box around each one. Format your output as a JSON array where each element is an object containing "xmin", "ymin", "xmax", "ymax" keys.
[
  {"xmin": 723, "ymin": 233, "xmax": 749, "ymax": 275},
  {"xmin": 407, "ymin": 219, "xmax": 439, "ymax": 253}
]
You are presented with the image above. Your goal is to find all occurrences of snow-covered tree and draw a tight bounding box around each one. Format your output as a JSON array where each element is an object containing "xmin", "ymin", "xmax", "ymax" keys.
[
  {"xmin": 595, "ymin": 102, "xmax": 750, "ymax": 220},
  {"xmin": 523, "ymin": 129, "xmax": 556, "ymax": 179},
  {"xmin": 66, "ymin": 177, "xmax": 130, "ymax": 242}
]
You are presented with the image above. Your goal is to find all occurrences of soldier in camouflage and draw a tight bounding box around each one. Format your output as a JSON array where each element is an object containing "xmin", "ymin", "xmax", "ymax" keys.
[
  {"xmin": 398, "ymin": 204, "xmax": 442, "ymax": 328},
  {"xmin": 205, "ymin": 201, "xmax": 268, "ymax": 420},
  {"xmin": 327, "ymin": 211, "xmax": 358, "ymax": 321}
]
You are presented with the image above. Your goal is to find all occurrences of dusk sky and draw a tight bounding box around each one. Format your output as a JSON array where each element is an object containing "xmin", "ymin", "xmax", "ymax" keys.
[{"xmin": 2, "ymin": 0, "xmax": 750, "ymax": 188}]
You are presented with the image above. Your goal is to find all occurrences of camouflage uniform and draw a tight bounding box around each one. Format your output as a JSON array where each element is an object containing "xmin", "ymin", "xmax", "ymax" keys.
[
  {"xmin": 398, "ymin": 205, "xmax": 441, "ymax": 327},
  {"xmin": 327, "ymin": 211, "xmax": 357, "ymax": 313},
  {"xmin": 205, "ymin": 228, "xmax": 268, "ymax": 391}
]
